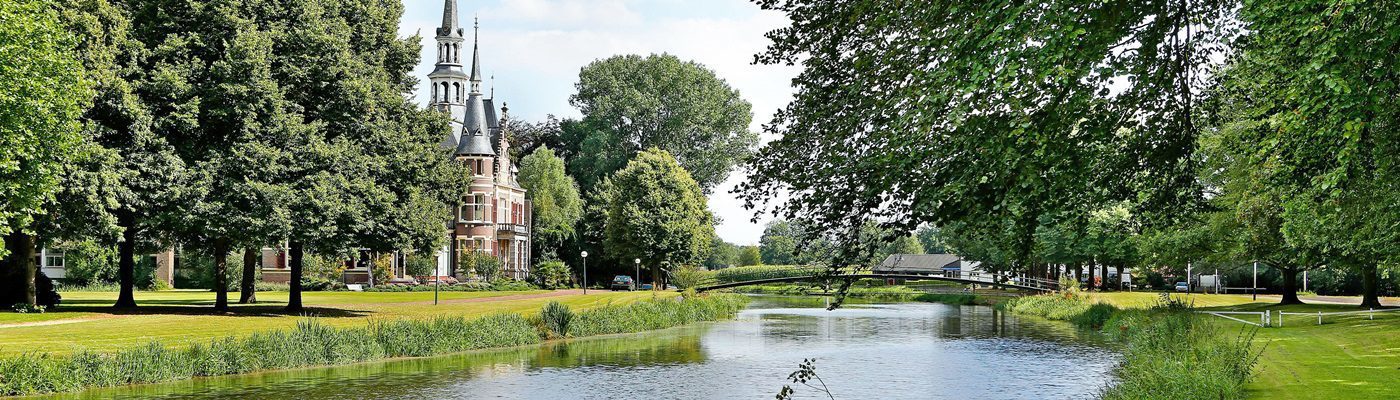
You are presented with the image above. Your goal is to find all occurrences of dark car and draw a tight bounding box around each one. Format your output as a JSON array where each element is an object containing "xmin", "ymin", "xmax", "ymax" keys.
[{"xmin": 610, "ymin": 275, "xmax": 635, "ymax": 291}]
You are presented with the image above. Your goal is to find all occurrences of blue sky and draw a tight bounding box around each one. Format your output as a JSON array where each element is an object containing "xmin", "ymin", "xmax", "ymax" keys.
[{"xmin": 398, "ymin": 0, "xmax": 799, "ymax": 245}]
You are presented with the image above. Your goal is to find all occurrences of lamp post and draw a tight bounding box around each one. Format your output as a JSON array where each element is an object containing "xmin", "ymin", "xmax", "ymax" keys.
[
  {"xmin": 634, "ymin": 258, "xmax": 641, "ymax": 291},
  {"xmin": 581, "ymin": 251, "xmax": 589, "ymax": 294}
]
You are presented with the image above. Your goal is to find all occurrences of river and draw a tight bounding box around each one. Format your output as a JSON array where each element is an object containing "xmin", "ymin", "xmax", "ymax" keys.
[{"xmin": 46, "ymin": 296, "xmax": 1119, "ymax": 399}]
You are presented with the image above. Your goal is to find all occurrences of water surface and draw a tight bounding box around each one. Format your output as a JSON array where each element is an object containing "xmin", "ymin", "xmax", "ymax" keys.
[{"xmin": 48, "ymin": 296, "xmax": 1118, "ymax": 399}]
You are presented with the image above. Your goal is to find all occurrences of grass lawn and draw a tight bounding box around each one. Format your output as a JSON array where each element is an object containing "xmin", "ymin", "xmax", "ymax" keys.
[
  {"xmin": 1088, "ymin": 292, "xmax": 1400, "ymax": 400},
  {"xmin": 0, "ymin": 289, "xmax": 674, "ymax": 356}
]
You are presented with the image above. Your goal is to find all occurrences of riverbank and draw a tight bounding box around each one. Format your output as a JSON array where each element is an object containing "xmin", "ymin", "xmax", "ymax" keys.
[
  {"xmin": 1009, "ymin": 291, "xmax": 1400, "ymax": 399},
  {"xmin": 0, "ymin": 289, "xmax": 671, "ymax": 356},
  {"xmin": 727, "ymin": 281, "xmax": 1020, "ymax": 305},
  {"xmin": 0, "ymin": 293, "xmax": 749, "ymax": 396}
]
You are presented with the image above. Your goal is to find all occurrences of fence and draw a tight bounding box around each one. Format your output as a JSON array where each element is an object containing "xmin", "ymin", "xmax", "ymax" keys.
[{"xmin": 1201, "ymin": 307, "xmax": 1400, "ymax": 327}]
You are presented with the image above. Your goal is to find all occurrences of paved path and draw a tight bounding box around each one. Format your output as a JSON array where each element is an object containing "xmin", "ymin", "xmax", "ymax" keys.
[{"xmin": 398, "ymin": 289, "xmax": 587, "ymax": 305}]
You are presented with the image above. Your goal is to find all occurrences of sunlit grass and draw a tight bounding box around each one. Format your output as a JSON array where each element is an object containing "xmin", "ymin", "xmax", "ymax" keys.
[{"xmin": 0, "ymin": 290, "xmax": 672, "ymax": 356}]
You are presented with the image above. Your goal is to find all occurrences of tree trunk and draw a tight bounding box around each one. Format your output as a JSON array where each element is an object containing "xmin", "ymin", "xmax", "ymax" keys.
[
  {"xmin": 1360, "ymin": 264, "xmax": 1383, "ymax": 309},
  {"xmin": 286, "ymin": 241, "xmax": 304, "ymax": 313},
  {"xmin": 115, "ymin": 215, "xmax": 138, "ymax": 309},
  {"xmin": 1114, "ymin": 265, "xmax": 1124, "ymax": 291},
  {"xmin": 1279, "ymin": 267, "xmax": 1303, "ymax": 305},
  {"xmin": 2, "ymin": 230, "xmax": 38, "ymax": 306},
  {"xmin": 212, "ymin": 238, "xmax": 229, "ymax": 311},
  {"xmin": 239, "ymin": 248, "xmax": 258, "ymax": 304},
  {"xmin": 1100, "ymin": 263, "xmax": 1109, "ymax": 292},
  {"xmin": 1086, "ymin": 260, "xmax": 1096, "ymax": 291}
]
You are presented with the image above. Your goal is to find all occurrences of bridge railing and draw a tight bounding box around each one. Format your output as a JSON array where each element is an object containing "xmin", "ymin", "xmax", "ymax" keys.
[{"xmin": 694, "ymin": 265, "xmax": 1060, "ymax": 292}]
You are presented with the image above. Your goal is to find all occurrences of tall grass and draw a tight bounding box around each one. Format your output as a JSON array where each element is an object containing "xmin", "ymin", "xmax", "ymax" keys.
[
  {"xmin": 540, "ymin": 301, "xmax": 574, "ymax": 339},
  {"xmin": 1003, "ymin": 292, "xmax": 1260, "ymax": 400},
  {"xmin": 569, "ymin": 294, "xmax": 749, "ymax": 337},
  {"xmin": 0, "ymin": 294, "xmax": 751, "ymax": 396}
]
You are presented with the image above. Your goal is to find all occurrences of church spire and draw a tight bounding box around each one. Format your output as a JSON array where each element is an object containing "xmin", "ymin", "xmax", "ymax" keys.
[
  {"xmin": 436, "ymin": 0, "xmax": 462, "ymax": 37},
  {"xmin": 469, "ymin": 17, "xmax": 483, "ymax": 93}
]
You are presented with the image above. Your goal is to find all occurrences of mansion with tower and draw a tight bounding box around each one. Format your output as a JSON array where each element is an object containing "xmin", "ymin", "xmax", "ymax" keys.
[{"xmin": 430, "ymin": 0, "xmax": 532, "ymax": 280}]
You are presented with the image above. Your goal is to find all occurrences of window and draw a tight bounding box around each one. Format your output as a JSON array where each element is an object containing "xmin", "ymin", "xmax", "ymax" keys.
[
  {"xmin": 44, "ymin": 250, "xmax": 64, "ymax": 269},
  {"xmin": 463, "ymin": 194, "xmax": 488, "ymax": 222}
]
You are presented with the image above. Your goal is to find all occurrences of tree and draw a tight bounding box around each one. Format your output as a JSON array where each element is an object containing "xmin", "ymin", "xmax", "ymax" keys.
[
  {"xmin": 738, "ymin": 246, "xmax": 762, "ymax": 267},
  {"xmin": 1215, "ymin": 1, "xmax": 1400, "ymax": 308},
  {"xmin": 915, "ymin": 227, "xmax": 948, "ymax": 254},
  {"xmin": 566, "ymin": 54, "xmax": 758, "ymax": 191},
  {"xmin": 603, "ymin": 149, "xmax": 714, "ymax": 287},
  {"xmin": 519, "ymin": 147, "xmax": 583, "ymax": 261},
  {"xmin": 704, "ymin": 238, "xmax": 740, "ymax": 269},
  {"xmin": 532, "ymin": 260, "xmax": 573, "ymax": 289},
  {"xmin": 0, "ymin": 0, "xmax": 90, "ymax": 306},
  {"xmin": 760, "ymin": 220, "xmax": 799, "ymax": 265},
  {"xmin": 738, "ymin": 1, "xmax": 1233, "ymax": 273}
]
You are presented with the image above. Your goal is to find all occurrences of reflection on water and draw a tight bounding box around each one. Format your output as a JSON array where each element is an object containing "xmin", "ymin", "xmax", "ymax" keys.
[{"xmin": 46, "ymin": 296, "xmax": 1117, "ymax": 400}]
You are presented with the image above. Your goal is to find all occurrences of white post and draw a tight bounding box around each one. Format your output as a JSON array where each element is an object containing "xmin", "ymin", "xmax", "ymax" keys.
[
  {"xmin": 1318, "ymin": 311, "xmax": 1323, "ymax": 325},
  {"xmin": 1370, "ymin": 308, "xmax": 1374, "ymax": 320},
  {"xmin": 1187, "ymin": 262, "xmax": 1193, "ymax": 293},
  {"xmin": 1303, "ymin": 270, "xmax": 1308, "ymax": 292},
  {"xmin": 1279, "ymin": 310, "xmax": 1284, "ymax": 327}
]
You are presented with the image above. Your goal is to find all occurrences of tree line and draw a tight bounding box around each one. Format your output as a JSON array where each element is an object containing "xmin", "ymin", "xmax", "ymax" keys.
[{"xmin": 739, "ymin": 0, "xmax": 1398, "ymax": 307}]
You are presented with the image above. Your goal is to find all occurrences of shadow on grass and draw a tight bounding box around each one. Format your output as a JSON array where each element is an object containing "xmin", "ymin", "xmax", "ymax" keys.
[{"xmin": 45, "ymin": 301, "xmax": 371, "ymax": 319}]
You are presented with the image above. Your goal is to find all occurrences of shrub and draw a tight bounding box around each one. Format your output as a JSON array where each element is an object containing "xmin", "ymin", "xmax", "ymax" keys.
[
  {"xmin": 370, "ymin": 255, "xmax": 392, "ymax": 286},
  {"xmin": 532, "ymin": 261, "xmax": 573, "ymax": 289},
  {"xmin": 540, "ymin": 301, "xmax": 573, "ymax": 338},
  {"xmin": 457, "ymin": 252, "xmax": 501, "ymax": 282},
  {"xmin": 670, "ymin": 264, "xmax": 711, "ymax": 290},
  {"xmin": 10, "ymin": 303, "xmax": 44, "ymax": 313},
  {"xmin": 405, "ymin": 254, "xmax": 436, "ymax": 277},
  {"xmin": 54, "ymin": 240, "xmax": 118, "ymax": 286}
]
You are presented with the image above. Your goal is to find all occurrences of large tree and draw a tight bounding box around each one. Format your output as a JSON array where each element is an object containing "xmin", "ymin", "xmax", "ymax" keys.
[
  {"xmin": 518, "ymin": 147, "xmax": 583, "ymax": 261},
  {"xmin": 1217, "ymin": 1, "xmax": 1399, "ymax": 308},
  {"xmin": 0, "ymin": 0, "xmax": 99, "ymax": 307},
  {"xmin": 739, "ymin": 0, "xmax": 1235, "ymax": 271},
  {"xmin": 565, "ymin": 54, "xmax": 758, "ymax": 192},
  {"xmin": 602, "ymin": 149, "xmax": 714, "ymax": 287}
]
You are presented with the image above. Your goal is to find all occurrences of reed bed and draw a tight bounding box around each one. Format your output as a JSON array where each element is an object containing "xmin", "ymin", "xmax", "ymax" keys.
[
  {"xmin": 1003, "ymin": 293, "xmax": 1260, "ymax": 400},
  {"xmin": 0, "ymin": 294, "xmax": 749, "ymax": 396}
]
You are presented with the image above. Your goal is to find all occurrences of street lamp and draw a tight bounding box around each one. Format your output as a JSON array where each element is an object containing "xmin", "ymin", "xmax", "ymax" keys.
[
  {"xmin": 634, "ymin": 258, "xmax": 641, "ymax": 291},
  {"xmin": 581, "ymin": 251, "xmax": 589, "ymax": 294}
]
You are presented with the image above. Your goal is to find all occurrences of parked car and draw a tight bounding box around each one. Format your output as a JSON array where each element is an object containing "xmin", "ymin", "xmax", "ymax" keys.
[
  {"xmin": 639, "ymin": 283, "xmax": 654, "ymax": 290},
  {"xmin": 1174, "ymin": 281, "xmax": 1189, "ymax": 292},
  {"xmin": 610, "ymin": 275, "xmax": 635, "ymax": 291}
]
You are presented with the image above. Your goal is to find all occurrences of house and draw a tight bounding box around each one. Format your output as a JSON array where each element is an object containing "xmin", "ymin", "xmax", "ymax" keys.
[{"xmin": 874, "ymin": 254, "xmax": 983, "ymax": 276}]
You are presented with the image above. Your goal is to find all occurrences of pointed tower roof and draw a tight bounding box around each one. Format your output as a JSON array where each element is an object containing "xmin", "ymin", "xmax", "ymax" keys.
[
  {"xmin": 436, "ymin": 0, "xmax": 462, "ymax": 37},
  {"xmin": 469, "ymin": 17, "xmax": 483, "ymax": 83}
]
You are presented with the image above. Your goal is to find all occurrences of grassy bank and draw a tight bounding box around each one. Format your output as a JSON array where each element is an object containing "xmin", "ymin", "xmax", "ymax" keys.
[
  {"xmin": 1003, "ymin": 291, "xmax": 1261, "ymax": 399},
  {"xmin": 0, "ymin": 293, "xmax": 749, "ymax": 396},
  {"xmin": 0, "ymin": 290, "xmax": 666, "ymax": 356}
]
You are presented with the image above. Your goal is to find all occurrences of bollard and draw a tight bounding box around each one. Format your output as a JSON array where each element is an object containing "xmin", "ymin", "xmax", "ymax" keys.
[
  {"xmin": 1318, "ymin": 311, "xmax": 1323, "ymax": 325},
  {"xmin": 1278, "ymin": 310, "xmax": 1284, "ymax": 327},
  {"xmin": 1370, "ymin": 308, "xmax": 1374, "ymax": 320}
]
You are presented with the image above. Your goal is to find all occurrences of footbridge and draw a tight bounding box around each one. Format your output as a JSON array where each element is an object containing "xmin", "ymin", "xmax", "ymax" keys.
[{"xmin": 690, "ymin": 266, "xmax": 1059, "ymax": 293}]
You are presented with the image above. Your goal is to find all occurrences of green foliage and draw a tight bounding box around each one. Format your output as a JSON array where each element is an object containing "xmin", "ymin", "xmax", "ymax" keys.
[
  {"xmin": 404, "ymin": 254, "xmax": 435, "ymax": 277},
  {"xmin": 669, "ymin": 265, "xmax": 710, "ymax": 290},
  {"xmin": 531, "ymin": 261, "xmax": 573, "ymax": 289},
  {"xmin": 737, "ymin": 246, "xmax": 762, "ymax": 266},
  {"xmin": 0, "ymin": 0, "xmax": 89, "ymax": 245},
  {"xmin": 563, "ymin": 53, "xmax": 757, "ymax": 191},
  {"xmin": 539, "ymin": 301, "xmax": 574, "ymax": 339},
  {"xmin": 370, "ymin": 255, "xmax": 392, "ymax": 286},
  {"xmin": 10, "ymin": 303, "xmax": 45, "ymax": 314},
  {"xmin": 0, "ymin": 315, "xmax": 540, "ymax": 396},
  {"xmin": 518, "ymin": 148, "xmax": 583, "ymax": 260},
  {"xmin": 54, "ymin": 241, "xmax": 117, "ymax": 286},
  {"xmin": 568, "ymin": 294, "xmax": 749, "ymax": 337},
  {"xmin": 457, "ymin": 252, "xmax": 502, "ymax": 282},
  {"xmin": 703, "ymin": 238, "xmax": 740, "ymax": 269},
  {"xmin": 602, "ymin": 149, "xmax": 714, "ymax": 282}
]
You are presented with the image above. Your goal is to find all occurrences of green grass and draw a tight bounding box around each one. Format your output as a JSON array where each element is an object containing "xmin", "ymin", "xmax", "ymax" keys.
[
  {"xmin": 0, "ymin": 289, "xmax": 671, "ymax": 356},
  {"xmin": 0, "ymin": 294, "xmax": 748, "ymax": 396},
  {"xmin": 1004, "ymin": 292, "xmax": 1261, "ymax": 399},
  {"xmin": 1070, "ymin": 292, "xmax": 1400, "ymax": 400}
]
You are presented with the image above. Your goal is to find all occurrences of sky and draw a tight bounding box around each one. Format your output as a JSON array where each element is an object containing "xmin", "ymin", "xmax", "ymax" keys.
[{"xmin": 398, "ymin": 0, "xmax": 799, "ymax": 245}]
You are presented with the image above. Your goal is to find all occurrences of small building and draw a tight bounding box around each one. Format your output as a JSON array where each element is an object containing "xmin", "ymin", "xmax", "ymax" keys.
[{"xmin": 874, "ymin": 254, "xmax": 982, "ymax": 276}]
